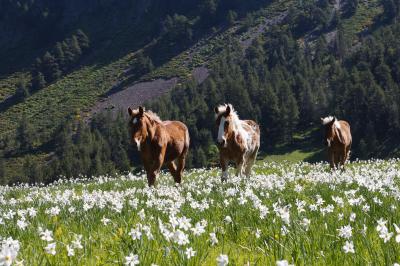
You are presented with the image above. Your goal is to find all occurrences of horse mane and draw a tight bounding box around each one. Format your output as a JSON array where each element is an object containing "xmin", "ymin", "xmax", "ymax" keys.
[
  {"xmin": 321, "ymin": 116, "xmax": 335, "ymax": 125},
  {"xmin": 322, "ymin": 115, "xmax": 341, "ymax": 129},
  {"xmin": 144, "ymin": 111, "xmax": 162, "ymax": 124},
  {"xmin": 216, "ymin": 104, "xmax": 248, "ymax": 140}
]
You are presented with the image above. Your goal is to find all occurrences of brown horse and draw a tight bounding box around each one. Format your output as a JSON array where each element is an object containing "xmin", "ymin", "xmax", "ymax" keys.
[
  {"xmin": 128, "ymin": 106, "xmax": 190, "ymax": 186},
  {"xmin": 214, "ymin": 104, "xmax": 260, "ymax": 181},
  {"xmin": 321, "ymin": 116, "xmax": 352, "ymax": 169}
]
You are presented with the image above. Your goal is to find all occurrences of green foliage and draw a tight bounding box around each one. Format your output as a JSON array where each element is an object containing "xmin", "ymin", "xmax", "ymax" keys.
[
  {"xmin": 30, "ymin": 30, "xmax": 90, "ymax": 88},
  {"xmin": 147, "ymin": 18, "xmax": 400, "ymax": 167},
  {"xmin": 1, "ymin": 0, "xmax": 400, "ymax": 182},
  {"xmin": 14, "ymin": 81, "xmax": 30, "ymax": 100},
  {"xmin": 15, "ymin": 114, "xmax": 35, "ymax": 152}
]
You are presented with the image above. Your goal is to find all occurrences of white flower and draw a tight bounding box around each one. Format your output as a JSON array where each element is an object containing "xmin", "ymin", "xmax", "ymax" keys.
[
  {"xmin": 178, "ymin": 216, "xmax": 192, "ymax": 231},
  {"xmin": 125, "ymin": 253, "xmax": 139, "ymax": 265},
  {"xmin": 209, "ymin": 232, "xmax": 218, "ymax": 246},
  {"xmin": 380, "ymin": 231, "xmax": 393, "ymax": 243},
  {"xmin": 276, "ymin": 260, "xmax": 294, "ymax": 266},
  {"xmin": 376, "ymin": 218, "xmax": 388, "ymax": 233},
  {"xmin": 172, "ymin": 230, "xmax": 189, "ymax": 246},
  {"xmin": 362, "ymin": 204, "xmax": 370, "ymax": 212},
  {"xmin": 255, "ymin": 228, "xmax": 261, "ymax": 238},
  {"xmin": 45, "ymin": 206, "xmax": 60, "ymax": 216},
  {"xmin": 294, "ymin": 184, "xmax": 303, "ymax": 192},
  {"xmin": 27, "ymin": 207, "xmax": 37, "ymax": 217},
  {"xmin": 191, "ymin": 222, "xmax": 206, "ymax": 236},
  {"xmin": 361, "ymin": 224, "xmax": 367, "ymax": 236},
  {"xmin": 66, "ymin": 245, "xmax": 75, "ymax": 257},
  {"xmin": 349, "ymin": 213, "xmax": 356, "ymax": 222},
  {"xmin": 0, "ymin": 237, "xmax": 20, "ymax": 266},
  {"xmin": 129, "ymin": 228, "xmax": 142, "ymax": 241},
  {"xmin": 224, "ymin": 216, "xmax": 232, "ymax": 223},
  {"xmin": 342, "ymin": 241, "xmax": 355, "ymax": 254},
  {"xmin": 72, "ymin": 235, "xmax": 83, "ymax": 249},
  {"xmin": 185, "ymin": 247, "xmax": 196, "ymax": 259},
  {"xmin": 300, "ymin": 218, "xmax": 310, "ymax": 231},
  {"xmin": 216, "ymin": 254, "xmax": 229, "ymax": 266},
  {"xmin": 44, "ymin": 243, "xmax": 56, "ymax": 255},
  {"xmin": 40, "ymin": 229, "xmax": 53, "ymax": 242},
  {"xmin": 101, "ymin": 216, "xmax": 111, "ymax": 225},
  {"xmin": 337, "ymin": 225, "xmax": 352, "ymax": 239},
  {"xmin": 138, "ymin": 209, "xmax": 146, "ymax": 220},
  {"xmin": 17, "ymin": 219, "xmax": 28, "ymax": 230}
]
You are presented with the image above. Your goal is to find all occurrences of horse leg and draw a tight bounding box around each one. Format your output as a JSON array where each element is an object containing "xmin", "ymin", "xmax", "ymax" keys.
[
  {"xmin": 167, "ymin": 161, "xmax": 178, "ymax": 182},
  {"xmin": 235, "ymin": 156, "xmax": 245, "ymax": 177},
  {"xmin": 174, "ymin": 154, "xmax": 186, "ymax": 184},
  {"xmin": 340, "ymin": 148, "xmax": 347, "ymax": 170},
  {"xmin": 244, "ymin": 150, "xmax": 257, "ymax": 177},
  {"xmin": 220, "ymin": 155, "xmax": 229, "ymax": 182},
  {"xmin": 345, "ymin": 146, "xmax": 351, "ymax": 162},
  {"xmin": 147, "ymin": 171, "xmax": 156, "ymax": 187},
  {"xmin": 328, "ymin": 149, "xmax": 335, "ymax": 170},
  {"xmin": 148, "ymin": 147, "xmax": 166, "ymax": 187},
  {"xmin": 334, "ymin": 152, "xmax": 341, "ymax": 170}
]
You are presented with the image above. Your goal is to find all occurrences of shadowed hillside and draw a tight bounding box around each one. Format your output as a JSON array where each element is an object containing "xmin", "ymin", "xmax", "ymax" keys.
[{"xmin": 1, "ymin": 0, "xmax": 400, "ymax": 183}]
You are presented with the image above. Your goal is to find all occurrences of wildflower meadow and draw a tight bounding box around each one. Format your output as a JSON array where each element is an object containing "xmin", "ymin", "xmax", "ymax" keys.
[{"xmin": 1, "ymin": 159, "xmax": 400, "ymax": 265}]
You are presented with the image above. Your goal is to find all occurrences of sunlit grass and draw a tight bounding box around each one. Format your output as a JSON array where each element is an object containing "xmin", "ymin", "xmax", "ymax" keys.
[{"xmin": 1, "ymin": 160, "xmax": 400, "ymax": 265}]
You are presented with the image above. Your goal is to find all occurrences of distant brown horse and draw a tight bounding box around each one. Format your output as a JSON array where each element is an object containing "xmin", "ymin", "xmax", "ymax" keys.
[
  {"xmin": 321, "ymin": 116, "xmax": 352, "ymax": 169},
  {"xmin": 214, "ymin": 104, "xmax": 260, "ymax": 181},
  {"xmin": 128, "ymin": 106, "xmax": 190, "ymax": 186}
]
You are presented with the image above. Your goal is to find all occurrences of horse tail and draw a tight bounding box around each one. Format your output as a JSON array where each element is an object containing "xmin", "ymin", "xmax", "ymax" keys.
[{"xmin": 184, "ymin": 126, "xmax": 190, "ymax": 150}]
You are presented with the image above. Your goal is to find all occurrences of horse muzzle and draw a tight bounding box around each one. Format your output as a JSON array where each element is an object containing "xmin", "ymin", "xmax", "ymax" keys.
[
  {"xmin": 217, "ymin": 138, "xmax": 227, "ymax": 148},
  {"xmin": 324, "ymin": 139, "xmax": 331, "ymax": 147},
  {"xmin": 133, "ymin": 138, "xmax": 141, "ymax": 151}
]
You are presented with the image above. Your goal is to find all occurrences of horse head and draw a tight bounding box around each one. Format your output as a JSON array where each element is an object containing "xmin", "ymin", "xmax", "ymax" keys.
[
  {"xmin": 321, "ymin": 116, "xmax": 337, "ymax": 147},
  {"xmin": 128, "ymin": 106, "xmax": 149, "ymax": 151},
  {"xmin": 214, "ymin": 104, "xmax": 236, "ymax": 148}
]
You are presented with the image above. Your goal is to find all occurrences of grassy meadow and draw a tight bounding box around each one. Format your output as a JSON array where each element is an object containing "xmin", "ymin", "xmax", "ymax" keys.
[{"xmin": 1, "ymin": 159, "xmax": 400, "ymax": 265}]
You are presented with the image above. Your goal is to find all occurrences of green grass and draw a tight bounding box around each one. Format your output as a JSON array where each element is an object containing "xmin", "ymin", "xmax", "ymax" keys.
[
  {"xmin": 263, "ymin": 127, "xmax": 325, "ymax": 163},
  {"xmin": 264, "ymin": 149, "xmax": 320, "ymax": 163},
  {"xmin": 1, "ymin": 159, "xmax": 400, "ymax": 265},
  {"xmin": 342, "ymin": 0, "xmax": 384, "ymax": 43},
  {"xmin": 0, "ymin": 72, "xmax": 30, "ymax": 102}
]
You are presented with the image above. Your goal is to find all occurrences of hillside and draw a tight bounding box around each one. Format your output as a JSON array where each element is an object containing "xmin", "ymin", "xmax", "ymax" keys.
[
  {"xmin": 1, "ymin": 160, "xmax": 400, "ymax": 264},
  {"xmin": 1, "ymin": 0, "xmax": 400, "ymax": 183}
]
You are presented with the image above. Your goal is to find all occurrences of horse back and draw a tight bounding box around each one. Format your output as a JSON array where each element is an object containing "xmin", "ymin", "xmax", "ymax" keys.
[
  {"xmin": 337, "ymin": 120, "xmax": 352, "ymax": 146},
  {"xmin": 160, "ymin": 121, "xmax": 190, "ymax": 161},
  {"xmin": 242, "ymin": 120, "xmax": 261, "ymax": 149}
]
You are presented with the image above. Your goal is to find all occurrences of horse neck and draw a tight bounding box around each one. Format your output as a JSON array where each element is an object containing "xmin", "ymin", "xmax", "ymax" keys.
[
  {"xmin": 143, "ymin": 116, "xmax": 162, "ymax": 141},
  {"xmin": 230, "ymin": 114, "xmax": 248, "ymax": 140}
]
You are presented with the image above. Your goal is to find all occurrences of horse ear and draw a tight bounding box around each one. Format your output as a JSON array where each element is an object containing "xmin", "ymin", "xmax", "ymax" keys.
[
  {"xmin": 226, "ymin": 104, "xmax": 231, "ymax": 115},
  {"xmin": 214, "ymin": 106, "xmax": 219, "ymax": 114},
  {"xmin": 139, "ymin": 106, "xmax": 145, "ymax": 116},
  {"xmin": 128, "ymin": 107, "xmax": 133, "ymax": 116}
]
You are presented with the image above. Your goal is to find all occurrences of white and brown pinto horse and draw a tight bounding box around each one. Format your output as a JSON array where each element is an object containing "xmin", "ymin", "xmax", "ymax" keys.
[
  {"xmin": 128, "ymin": 106, "xmax": 190, "ymax": 186},
  {"xmin": 321, "ymin": 116, "xmax": 352, "ymax": 169},
  {"xmin": 214, "ymin": 104, "xmax": 260, "ymax": 181}
]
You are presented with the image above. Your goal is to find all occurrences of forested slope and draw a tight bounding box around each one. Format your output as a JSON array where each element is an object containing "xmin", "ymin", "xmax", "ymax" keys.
[{"xmin": 0, "ymin": 0, "xmax": 399, "ymax": 183}]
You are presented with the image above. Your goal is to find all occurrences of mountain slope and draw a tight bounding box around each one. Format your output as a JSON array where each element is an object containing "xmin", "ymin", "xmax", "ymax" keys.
[{"xmin": 1, "ymin": 0, "xmax": 400, "ymax": 183}]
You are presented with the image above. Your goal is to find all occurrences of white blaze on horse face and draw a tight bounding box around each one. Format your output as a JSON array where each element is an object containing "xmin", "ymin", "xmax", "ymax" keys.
[
  {"xmin": 217, "ymin": 116, "xmax": 227, "ymax": 145},
  {"xmin": 134, "ymin": 138, "xmax": 141, "ymax": 151},
  {"xmin": 132, "ymin": 118, "xmax": 138, "ymax": 124}
]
